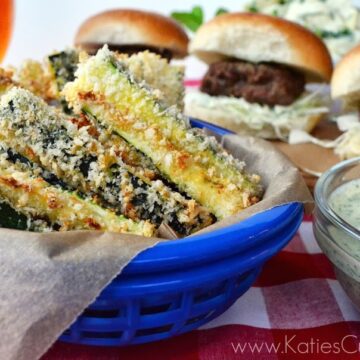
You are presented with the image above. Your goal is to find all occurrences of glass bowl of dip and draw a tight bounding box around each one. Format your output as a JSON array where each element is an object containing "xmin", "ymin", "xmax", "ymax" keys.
[{"xmin": 314, "ymin": 157, "xmax": 360, "ymax": 309}]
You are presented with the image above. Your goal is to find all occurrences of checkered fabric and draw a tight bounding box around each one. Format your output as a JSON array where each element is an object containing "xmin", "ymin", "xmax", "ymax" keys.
[
  {"xmin": 43, "ymin": 218, "xmax": 360, "ymax": 359},
  {"xmin": 42, "ymin": 81, "xmax": 360, "ymax": 359}
]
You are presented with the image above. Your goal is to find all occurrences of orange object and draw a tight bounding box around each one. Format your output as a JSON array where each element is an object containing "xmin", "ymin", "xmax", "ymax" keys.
[{"xmin": 0, "ymin": 0, "xmax": 13, "ymax": 63}]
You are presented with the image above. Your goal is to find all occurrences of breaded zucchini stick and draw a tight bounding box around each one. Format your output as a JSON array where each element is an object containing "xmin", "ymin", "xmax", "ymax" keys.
[
  {"xmin": 0, "ymin": 153, "xmax": 154, "ymax": 236},
  {"xmin": 0, "ymin": 88, "xmax": 213, "ymax": 235},
  {"xmin": 10, "ymin": 59, "xmax": 57, "ymax": 100},
  {"xmin": 48, "ymin": 50, "xmax": 79, "ymax": 92},
  {"xmin": 64, "ymin": 47, "xmax": 263, "ymax": 219},
  {"xmin": 0, "ymin": 68, "xmax": 15, "ymax": 95},
  {"xmin": 47, "ymin": 49, "xmax": 185, "ymax": 110},
  {"xmin": 0, "ymin": 198, "xmax": 51, "ymax": 231}
]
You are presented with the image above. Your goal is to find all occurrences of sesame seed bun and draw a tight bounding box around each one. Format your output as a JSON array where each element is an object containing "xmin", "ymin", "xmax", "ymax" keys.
[
  {"xmin": 75, "ymin": 9, "xmax": 189, "ymax": 59},
  {"xmin": 189, "ymin": 12, "xmax": 333, "ymax": 82}
]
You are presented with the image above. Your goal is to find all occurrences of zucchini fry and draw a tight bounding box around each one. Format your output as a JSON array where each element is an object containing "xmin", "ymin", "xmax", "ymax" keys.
[
  {"xmin": 47, "ymin": 49, "xmax": 184, "ymax": 110},
  {"xmin": 0, "ymin": 68, "xmax": 16, "ymax": 95},
  {"xmin": 0, "ymin": 88, "xmax": 214, "ymax": 235},
  {"xmin": 0, "ymin": 199, "xmax": 51, "ymax": 232},
  {"xmin": 47, "ymin": 50, "xmax": 79, "ymax": 113},
  {"xmin": 48, "ymin": 49, "xmax": 79, "ymax": 92},
  {"xmin": 64, "ymin": 47, "xmax": 263, "ymax": 219},
  {"xmin": 0, "ymin": 153, "xmax": 154, "ymax": 236},
  {"xmin": 10, "ymin": 59, "xmax": 57, "ymax": 100}
]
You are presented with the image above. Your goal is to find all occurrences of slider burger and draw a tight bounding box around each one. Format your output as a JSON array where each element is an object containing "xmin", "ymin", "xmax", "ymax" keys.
[
  {"xmin": 185, "ymin": 13, "xmax": 333, "ymax": 139},
  {"xmin": 75, "ymin": 9, "xmax": 189, "ymax": 61},
  {"xmin": 330, "ymin": 45, "xmax": 360, "ymax": 159},
  {"xmin": 332, "ymin": 44, "xmax": 360, "ymax": 111}
]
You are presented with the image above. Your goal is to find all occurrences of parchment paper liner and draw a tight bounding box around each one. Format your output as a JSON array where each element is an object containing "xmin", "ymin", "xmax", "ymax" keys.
[{"xmin": 0, "ymin": 134, "xmax": 313, "ymax": 360}]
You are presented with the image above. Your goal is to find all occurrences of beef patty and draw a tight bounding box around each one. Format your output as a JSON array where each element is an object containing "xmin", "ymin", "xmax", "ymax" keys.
[
  {"xmin": 200, "ymin": 61, "xmax": 305, "ymax": 106},
  {"xmin": 81, "ymin": 43, "xmax": 173, "ymax": 61}
]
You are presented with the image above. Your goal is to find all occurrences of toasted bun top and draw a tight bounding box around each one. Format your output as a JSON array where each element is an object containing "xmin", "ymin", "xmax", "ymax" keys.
[
  {"xmin": 331, "ymin": 44, "xmax": 360, "ymax": 100},
  {"xmin": 75, "ymin": 9, "xmax": 189, "ymax": 58},
  {"xmin": 189, "ymin": 12, "xmax": 333, "ymax": 82}
]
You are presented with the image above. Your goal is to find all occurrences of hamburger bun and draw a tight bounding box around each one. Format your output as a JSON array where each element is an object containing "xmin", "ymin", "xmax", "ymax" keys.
[
  {"xmin": 331, "ymin": 44, "xmax": 360, "ymax": 106},
  {"xmin": 75, "ymin": 9, "xmax": 189, "ymax": 59},
  {"xmin": 189, "ymin": 12, "xmax": 333, "ymax": 82}
]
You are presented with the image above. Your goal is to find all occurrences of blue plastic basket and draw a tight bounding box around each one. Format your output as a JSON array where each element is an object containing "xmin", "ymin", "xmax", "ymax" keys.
[{"xmin": 60, "ymin": 119, "xmax": 304, "ymax": 346}]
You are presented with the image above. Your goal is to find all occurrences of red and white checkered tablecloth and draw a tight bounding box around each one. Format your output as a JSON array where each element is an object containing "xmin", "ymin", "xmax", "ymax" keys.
[
  {"xmin": 42, "ymin": 217, "xmax": 360, "ymax": 359},
  {"xmin": 42, "ymin": 82, "xmax": 360, "ymax": 359}
]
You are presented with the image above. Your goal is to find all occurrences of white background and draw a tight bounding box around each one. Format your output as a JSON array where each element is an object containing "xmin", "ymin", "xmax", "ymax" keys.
[
  {"xmin": 3, "ymin": 0, "xmax": 360, "ymax": 78},
  {"xmin": 4, "ymin": 1, "xmax": 249, "ymax": 65}
]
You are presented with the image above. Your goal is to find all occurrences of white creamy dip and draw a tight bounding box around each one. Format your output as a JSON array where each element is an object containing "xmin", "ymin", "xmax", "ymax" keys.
[{"xmin": 329, "ymin": 179, "xmax": 360, "ymax": 230}]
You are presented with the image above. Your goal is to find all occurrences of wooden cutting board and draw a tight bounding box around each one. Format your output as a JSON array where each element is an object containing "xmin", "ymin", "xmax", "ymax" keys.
[{"xmin": 273, "ymin": 120, "xmax": 342, "ymax": 192}]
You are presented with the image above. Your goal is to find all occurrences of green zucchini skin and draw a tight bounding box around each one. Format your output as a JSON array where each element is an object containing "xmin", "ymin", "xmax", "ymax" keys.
[
  {"xmin": 48, "ymin": 50, "xmax": 79, "ymax": 92},
  {"xmin": 64, "ymin": 47, "xmax": 263, "ymax": 219},
  {"xmin": 0, "ymin": 201, "xmax": 50, "ymax": 231},
  {"xmin": 48, "ymin": 50, "xmax": 79, "ymax": 113},
  {"xmin": 0, "ymin": 151, "xmax": 154, "ymax": 235},
  {"xmin": 0, "ymin": 87, "xmax": 214, "ymax": 235}
]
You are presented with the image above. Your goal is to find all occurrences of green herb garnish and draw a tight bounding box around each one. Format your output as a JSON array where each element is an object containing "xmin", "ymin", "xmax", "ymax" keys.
[
  {"xmin": 215, "ymin": 8, "xmax": 229, "ymax": 16},
  {"xmin": 171, "ymin": 6, "xmax": 228, "ymax": 32},
  {"xmin": 318, "ymin": 28, "xmax": 352, "ymax": 39},
  {"xmin": 248, "ymin": 5, "xmax": 259, "ymax": 12}
]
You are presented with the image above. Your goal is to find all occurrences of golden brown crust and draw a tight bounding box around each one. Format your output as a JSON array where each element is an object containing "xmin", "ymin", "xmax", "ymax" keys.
[
  {"xmin": 75, "ymin": 9, "xmax": 189, "ymax": 58},
  {"xmin": 190, "ymin": 12, "xmax": 333, "ymax": 82},
  {"xmin": 331, "ymin": 44, "xmax": 360, "ymax": 100}
]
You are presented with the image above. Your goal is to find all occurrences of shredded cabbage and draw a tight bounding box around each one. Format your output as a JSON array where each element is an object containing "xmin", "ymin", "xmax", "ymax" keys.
[
  {"xmin": 289, "ymin": 129, "xmax": 337, "ymax": 147},
  {"xmin": 244, "ymin": 0, "xmax": 360, "ymax": 62},
  {"xmin": 186, "ymin": 89, "xmax": 329, "ymax": 140},
  {"xmin": 289, "ymin": 112, "xmax": 360, "ymax": 160},
  {"xmin": 335, "ymin": 125, "xmax": 360, "ymax": 159}
]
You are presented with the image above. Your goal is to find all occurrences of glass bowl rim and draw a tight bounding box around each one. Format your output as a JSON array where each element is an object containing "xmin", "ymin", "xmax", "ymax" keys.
[{"xmin": 314, "ymin": 156, "xmax": 360, "ymax": 239}]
